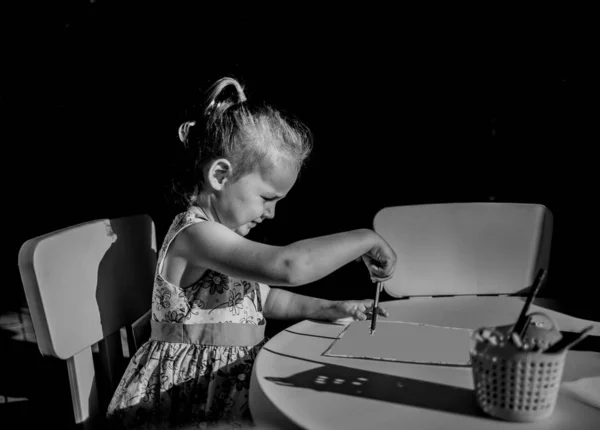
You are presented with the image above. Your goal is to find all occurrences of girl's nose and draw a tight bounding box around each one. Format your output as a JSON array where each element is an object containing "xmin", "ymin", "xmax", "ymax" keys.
[{"xmin": 265, "ymin": 204, "xmax": 276, "ymax": 219}]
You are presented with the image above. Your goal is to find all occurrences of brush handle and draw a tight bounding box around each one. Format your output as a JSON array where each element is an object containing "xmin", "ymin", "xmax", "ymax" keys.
[
  {"xmin": 511, "ymin": 269, "xmax": 547, "ymax": 336},
  {"xmin": 369, "ymin": 282, "xmax": 382, "ymax": 334},
  {"xmin": 544, "ymin": 325, "xmax": 594, "ymax": 353},
  {"xmin": 517, "ymin": 314, "xmax": 534, "ymax": 338}
]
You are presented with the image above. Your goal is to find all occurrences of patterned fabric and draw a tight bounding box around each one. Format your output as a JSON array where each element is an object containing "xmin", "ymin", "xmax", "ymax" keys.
[{"xmin": 107, "ymin": 207, "xmax": 267, "ymax": 429}]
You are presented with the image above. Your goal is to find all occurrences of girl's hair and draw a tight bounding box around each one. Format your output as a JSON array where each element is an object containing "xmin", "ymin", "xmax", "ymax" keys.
[{"xmin": 174, "ymin": 77, "xmax": 312, "ymax": 206}]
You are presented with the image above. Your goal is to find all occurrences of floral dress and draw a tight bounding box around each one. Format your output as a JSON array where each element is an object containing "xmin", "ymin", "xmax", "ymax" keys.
[{"xmin": 107, "ymin": 207, "xmax": 267, "ymax": 429}]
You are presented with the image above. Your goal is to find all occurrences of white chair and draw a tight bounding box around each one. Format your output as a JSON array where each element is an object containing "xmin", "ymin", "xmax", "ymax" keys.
[
  {"xmin": 18, "ymin": 214, "xmax": 157, "ymax": 429},
  {"xmin": 373, "ymin": 203, "xmax": 553, "ymax": 297}
]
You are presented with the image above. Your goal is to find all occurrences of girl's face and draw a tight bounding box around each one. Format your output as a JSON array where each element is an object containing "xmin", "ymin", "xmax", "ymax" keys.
[{"xmin": 214, "ymin": 161, "xmax": 298, "ymax": 236}]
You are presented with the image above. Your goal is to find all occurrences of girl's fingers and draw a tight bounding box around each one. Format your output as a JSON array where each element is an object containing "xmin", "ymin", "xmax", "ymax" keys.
[
  {"xmin": 365, "ymin": 303, "xmax": 388, "ymax": 318},
  {"xmin": 378, "ymin": 307, "xmax": 389, "ymax": 317},
  {"xmin": 339, "ymin": 301, "xmax": 387, "ymax": 321},
  {"xmin": 353, "ymin": 310, "xmax": 367, "ymax": 321},
  {"xmin": 373, "ymin": 304, "xmax": 388, "ymax": 317}
]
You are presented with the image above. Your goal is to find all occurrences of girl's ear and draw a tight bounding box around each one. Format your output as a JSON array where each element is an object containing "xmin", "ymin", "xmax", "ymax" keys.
[{"xmin": 207, "ymin": 158, "xmax": 233, "ymax": 190}]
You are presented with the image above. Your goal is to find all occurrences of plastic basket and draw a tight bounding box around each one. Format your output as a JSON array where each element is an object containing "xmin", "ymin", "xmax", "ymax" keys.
[{"xmin": 470, "ymin": 312, "xmax": 566, "ymax": 422}]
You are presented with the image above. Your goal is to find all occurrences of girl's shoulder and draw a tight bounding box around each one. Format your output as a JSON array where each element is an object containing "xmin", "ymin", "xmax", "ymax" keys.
[
  {"xmin": 170, "ymin": 206, "xmax": 209, "ymax": 231},
  {"xmin": 161, "ymin": 206, "xmax": 211, "ymax": 250}
]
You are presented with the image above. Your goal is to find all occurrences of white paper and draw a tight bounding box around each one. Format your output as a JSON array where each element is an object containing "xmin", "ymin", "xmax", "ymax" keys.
[
  {"xmin": 323, "ymin": 320, "xmax": 473, "ymax": 365},
  {"xmin": 561, "ymin": 376, "xmax": 600, "ymax": 410}
]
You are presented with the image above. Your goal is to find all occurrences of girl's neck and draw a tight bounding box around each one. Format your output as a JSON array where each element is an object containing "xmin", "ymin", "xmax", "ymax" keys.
[{"xmin": 195, "ymin": 193, "xmax": 221, "ymax": 224}]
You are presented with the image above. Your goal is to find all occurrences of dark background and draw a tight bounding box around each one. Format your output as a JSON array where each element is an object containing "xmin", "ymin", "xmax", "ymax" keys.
[
  {"xmin": 3, "ymin": 4, "xmax": 597, "ymax": 332},
  {"xmin": 1, "ymin": 3, "xmax": 598, "ymax": 427}
]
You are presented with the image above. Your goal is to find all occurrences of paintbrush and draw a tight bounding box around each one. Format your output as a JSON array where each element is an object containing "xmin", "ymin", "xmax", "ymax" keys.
[
  {"xmin": 369, "ymin": 282, "xmax": 383, "ymax": 335},
  {"xmin": 510, "ymin": 268, "xmax": 547, "ymax": 337},
  {"xmin": 544, "ymin": 325, "xmax": 594, "ymax": 353},
  {"xmin": 518, "ymin": 314, "xmax": 534, "ymax": 338}
]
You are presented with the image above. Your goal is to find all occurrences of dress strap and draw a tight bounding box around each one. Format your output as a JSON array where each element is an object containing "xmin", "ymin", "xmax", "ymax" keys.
[
  {"xmin": 157, "ymin": 206, "xmax": 210, "ymax": 276},
  {"xmin": 151, "ymin": 321, "xmax": 265, "ymax": 347}
]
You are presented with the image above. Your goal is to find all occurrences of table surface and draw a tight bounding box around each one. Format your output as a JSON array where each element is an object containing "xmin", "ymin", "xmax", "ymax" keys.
[{"xmin": 249, "ymin": 296, "xmax": 600, "ymax": 430}]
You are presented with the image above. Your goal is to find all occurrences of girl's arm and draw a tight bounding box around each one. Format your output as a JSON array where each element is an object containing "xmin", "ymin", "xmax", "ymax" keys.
[
  {"xmin": 263, "ymin": 286, "xmax": 337, "ymax": 320},
  {"xmin": 173, "ymin": 221, "xmax": 394, "ymax": 287},
  {"xmin": 262, "ymin": 286, "xmax": 389, "ymax": 321}
]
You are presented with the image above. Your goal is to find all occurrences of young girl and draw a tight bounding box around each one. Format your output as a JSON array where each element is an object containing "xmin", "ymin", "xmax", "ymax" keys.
[{"xmin": 107, "ymin": 77, "xmax": 397, "ymax": 429}]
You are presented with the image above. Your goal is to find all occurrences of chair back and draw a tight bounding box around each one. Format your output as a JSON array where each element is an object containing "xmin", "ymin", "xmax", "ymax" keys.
[
  {"xmin": 18, "ymin": 214, "xmax": 157, "ymax": 428},
  {"xmin": 373, "ymin": 203, "xmax": 553, "ymax": 297}
]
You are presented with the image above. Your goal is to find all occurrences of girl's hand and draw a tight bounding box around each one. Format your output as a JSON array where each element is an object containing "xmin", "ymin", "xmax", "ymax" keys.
[
  {"xmin": 362, "ymin": 234, "xmax": 397, "ymax": 282},
  {"xmin": 313, "ymin": 299, "xmax": 389, "ymax": 322}
]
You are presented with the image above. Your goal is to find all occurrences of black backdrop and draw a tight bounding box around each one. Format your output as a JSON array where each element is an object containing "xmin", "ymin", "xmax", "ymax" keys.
[{"xmin": 4, "ymin": 3, "xmax": 597, "ymax": 326}]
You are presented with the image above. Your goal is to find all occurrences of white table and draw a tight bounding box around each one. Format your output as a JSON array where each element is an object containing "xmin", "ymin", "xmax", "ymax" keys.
[{"xmin": 250, "ymin": 297, "xmax": 600, "ymax": 429}]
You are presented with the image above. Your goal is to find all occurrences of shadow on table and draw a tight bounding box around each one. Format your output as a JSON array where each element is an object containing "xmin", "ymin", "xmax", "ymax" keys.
[{"xmin": 263, "ymin": 348, "xmax": 484, "ymax": 418}]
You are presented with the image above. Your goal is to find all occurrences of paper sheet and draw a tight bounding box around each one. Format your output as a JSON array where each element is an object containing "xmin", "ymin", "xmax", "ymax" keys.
[
  {"xmin": 561, "ymin": 376, "xmax": 600, "ymax": 410},
  {"xmin": 323, "ymin": 320, "xmax": 473, "ymax": 365}
]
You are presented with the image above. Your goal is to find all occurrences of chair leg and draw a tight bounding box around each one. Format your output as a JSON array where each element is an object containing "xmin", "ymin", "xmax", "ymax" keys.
[
  {"xmin": 96, "ymin": 331, "xmax": 125, "ymax": 410},
  {"xmin": 66, "ymin": 347, "xmax": 99, "ymax": 429}
]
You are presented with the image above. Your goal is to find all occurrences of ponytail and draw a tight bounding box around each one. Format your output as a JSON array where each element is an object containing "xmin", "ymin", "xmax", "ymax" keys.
[
  {"xmin": 204, "ymin": 77, "xmax": 247, "ymax": 118},
  {"xmin": 178, "ymin": 78, "xmax": 247, "ymax": 146},
  {"xmin": 178, "ymin": 77, "xmax": 247, "ymax": 145}
]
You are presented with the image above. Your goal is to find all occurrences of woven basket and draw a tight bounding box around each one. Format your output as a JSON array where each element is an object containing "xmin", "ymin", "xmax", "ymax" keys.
[{"xmin": 470, "ymin": 312, "xmax": 566, "ymax": 422}]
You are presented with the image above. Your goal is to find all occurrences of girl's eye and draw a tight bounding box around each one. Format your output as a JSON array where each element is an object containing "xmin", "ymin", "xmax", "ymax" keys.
[{"xmin": 262, "ymin": 196, "xmax": 276, "ymax": 202}]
